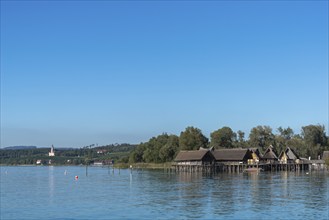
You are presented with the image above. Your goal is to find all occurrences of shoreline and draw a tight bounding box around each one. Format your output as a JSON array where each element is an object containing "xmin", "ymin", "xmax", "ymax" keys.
[
  {"xmin": 1, "ymin": 163, "xmax": 328, "ymax": 173},
  {"xmin": 0, "ymin": 162, "xmax": 173, "ymax": 169},
  {"xmin": 113, "ymin": 162, "xmax": 173, "ymax": 169}
]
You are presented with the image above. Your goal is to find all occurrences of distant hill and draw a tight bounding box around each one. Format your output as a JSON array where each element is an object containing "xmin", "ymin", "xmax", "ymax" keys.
[
  {"xmin": 56, "ymin": 148, "xmax": 75, "ymax": 150},
  {"xmin": 0, "ymin": 143, "xmax": 136, "ymax": 165},
  {"xmin": 3, "ymin": 146, "xmax": 38, "ymax": 150},
  {"xmin": 95, "ymin": 143, "xmax": 137, "ymax": 153}
]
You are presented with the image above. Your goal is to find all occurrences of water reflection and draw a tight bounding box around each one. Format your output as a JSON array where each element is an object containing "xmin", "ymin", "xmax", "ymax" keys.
[
  {"xmin": 173, "ymin": 171, "xmax": 328, "ymax": 218},
  {"xmin": 280, "ymin": 171, "xmax": 289, "ymax": 200},
  {"xmin": 129, "ymin": 172, "xmax": 132, "ymax": 188},
  {"xmin": 211, "ymin": 174, "xmax": 236, "ymax": 216},
  {"xmin": 245, "ymin": 172, "xmax": 263, "ymax": 212},
  {"xmin": 2, "ymin": 167, "xmax": 328, "ymax": 220},
  {"xmin": 48, "ymin": 166, "xmax": 54, "ymax": 203},
  {"xmin": 175, "ymin": 173, "xmax": 207, "ymax": 218},
  {"xmin": 303, "ymin": 173, "xmax": 328, "ymax": 211}
]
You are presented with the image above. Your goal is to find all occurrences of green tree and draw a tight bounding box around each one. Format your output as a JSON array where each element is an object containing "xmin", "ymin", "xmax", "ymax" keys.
[
  {"xmin": 277, "ymin": 127, "xmax": 294, "ymax": 140},
  {"xmin": 275, "ymin": 127, "xmax": 295, "ymax": 155},
  {"xmin": 129, "ymin": 133, "xmax": 180, "ymax": 163},
  {"xmin": 237, "ymin": 130, "xmax": 245, "ymax": 143},
  {"xmin": 179, "ymin": 126, "xmax": 209, "ymax": 150},
  {"xmin": 249, "ymin": 125, "xmax": 276, "ymax": 152},
  {"xmin": 159, "ymin": 135, "xmax": 179, "ymax": 162},
  {"xmin": 301, "ymin": 125, "xmax": 327, "ymax": 147},
  {"xmin": 235, "ymin": 130, "xmax": 247, "ymax": 148},
  {"xmin": 210, "ymin": 126, "xmax": 236, "ymax": 148},
  {"xmin": 301, "ymin": 124, "xmax": 328, "ymax": 159},
  {"xmin": 142, "ymin": 146, "xmax": 153, "ymax": 163},
  {"xmin": 129, "ymin": 144, "xmax": 146, "ymax": 163}
]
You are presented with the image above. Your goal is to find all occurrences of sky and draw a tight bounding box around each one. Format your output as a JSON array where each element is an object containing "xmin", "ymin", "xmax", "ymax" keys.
[{"xmin": 1, "ymin": 0, "xmax": 328, "ymax": 148}]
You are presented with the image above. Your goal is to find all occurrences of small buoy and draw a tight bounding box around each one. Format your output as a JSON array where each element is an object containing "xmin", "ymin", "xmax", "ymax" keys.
[
  {"xmin": 306, "ymin": 172, "xmax": 309, "ymax": 175},
  {"xmin": 75, "ymin": 175, "xmax": 79, "ymax": 180},
  {"xmin": 130, "ymin": 165, "xmax": 132, "ymax": 169}
]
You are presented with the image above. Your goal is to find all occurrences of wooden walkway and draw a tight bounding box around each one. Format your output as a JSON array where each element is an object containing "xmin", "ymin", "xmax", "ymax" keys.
[{"xmin": 172, "ymin": 162, "xmax": 314, "ymax": 173}]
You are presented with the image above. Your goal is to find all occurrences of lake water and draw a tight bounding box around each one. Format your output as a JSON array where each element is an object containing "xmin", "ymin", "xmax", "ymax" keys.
[{"xmin": 1, "ymin": 166, "xmax": 328, "ymax": 219}]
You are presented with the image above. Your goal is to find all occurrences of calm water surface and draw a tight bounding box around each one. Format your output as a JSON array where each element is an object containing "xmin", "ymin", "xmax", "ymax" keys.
[{"xmin": 1, "ymin": 166, "xmax": 328, "ymax": 219}]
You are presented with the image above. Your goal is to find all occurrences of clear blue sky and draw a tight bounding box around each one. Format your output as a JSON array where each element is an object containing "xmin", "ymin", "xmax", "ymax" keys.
[{"xmin": 1, "ymin": 1, "xmax": 328, "ymax": 148}]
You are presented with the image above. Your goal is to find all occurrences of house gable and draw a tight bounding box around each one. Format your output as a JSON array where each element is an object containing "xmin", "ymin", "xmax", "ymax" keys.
[
  {"xmin": 279, "ymin": 147, "xmax": 299, "ymax": 162},
  {"xmin": 262, "ymin": 145, "xmax": 278, "ymax": 160}
]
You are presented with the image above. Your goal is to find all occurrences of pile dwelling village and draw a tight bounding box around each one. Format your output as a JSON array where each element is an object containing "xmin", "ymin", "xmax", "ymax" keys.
[{"xmin": 173, "ymin": 146, "xmax": 328, "ymax": 173}]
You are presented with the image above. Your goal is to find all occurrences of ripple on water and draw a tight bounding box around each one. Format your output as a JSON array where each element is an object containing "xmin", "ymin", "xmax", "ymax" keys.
[{"xmin": 1, "ymin": 167, "xmax": 328, "ymax": 219}]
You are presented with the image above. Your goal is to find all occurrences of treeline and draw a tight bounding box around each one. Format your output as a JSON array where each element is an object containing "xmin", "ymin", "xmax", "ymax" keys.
[
  {"xmin": 0, "ymin": 143, "xmax": 136, "ymax": 165},
  {"xmin": 129, "ymin": 124, "xmax": 329, "ymax": 163},
  {"xmin": 2, "ymin": 126, "xmax": 328, "ymax": 165}
]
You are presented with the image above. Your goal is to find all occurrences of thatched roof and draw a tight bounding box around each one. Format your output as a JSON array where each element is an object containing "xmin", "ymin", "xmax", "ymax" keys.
[
  {"xmin": 174, "ymin": 150, "xmax": 210, "ymax": 161},
  {"xmin": 212, "ymin": 148, "xmax": 250, "ymax": 161},
  {"xmin": 262, "ymin": 145, "xmax": 278, "ymax": 160},
  {"xmin": 278, "ymin": 147, "xmax": 299, "ymax": 160}
]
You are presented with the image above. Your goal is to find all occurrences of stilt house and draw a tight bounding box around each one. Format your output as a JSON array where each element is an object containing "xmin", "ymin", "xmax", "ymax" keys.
[
  {"xmin": 212, "ymin": 148, "xmax": 253, "ymax": 165},
  {"xmin": 174, "ymin": 149, "xmax": 215, "ymax": 166},
  {"xmin": 278, "ymin": 147, "xmax": 299, "ymax": 164},
  {"xmin": 262, "ymin": 145, "xmax": 278, "ymax": 163},
  {"xmin": 249, "ymin": 148, "xmax": 262, "ymax": 165}
]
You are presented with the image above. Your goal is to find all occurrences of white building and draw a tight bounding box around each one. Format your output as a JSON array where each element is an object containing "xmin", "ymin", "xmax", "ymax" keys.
[
  {"xmin": 93, "ymin": 161, "xmax": 103, "ymax": 166},
  {"xmin": 49, "ymin": 145, "xmax": 55, "ymax": 157}
]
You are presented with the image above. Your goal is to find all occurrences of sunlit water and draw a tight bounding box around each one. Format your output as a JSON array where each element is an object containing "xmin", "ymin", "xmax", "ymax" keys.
[{"xmin": 1, "ymin": 166, "xmax": 328, "ymax": 219}]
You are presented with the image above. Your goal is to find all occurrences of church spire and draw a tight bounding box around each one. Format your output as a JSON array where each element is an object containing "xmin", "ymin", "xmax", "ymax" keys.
[{"xmin": 49, "ymin": 145, "xmax": 55, "ymax": 157}]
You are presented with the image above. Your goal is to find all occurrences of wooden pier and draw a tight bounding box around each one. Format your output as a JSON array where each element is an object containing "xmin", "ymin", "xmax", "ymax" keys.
[
  {"xmin": 172, "ymin": 160, "xmax": 325, "ymax": 173},
  {"xmin": 173, "ymin": 147, "xmax": 326, "ymax": 173}
]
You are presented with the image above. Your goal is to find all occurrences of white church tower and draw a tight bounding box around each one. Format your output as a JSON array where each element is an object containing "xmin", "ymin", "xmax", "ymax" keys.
[{"xmin": 49, "ymin": 145, "xmax": 55, "ymax": 157}]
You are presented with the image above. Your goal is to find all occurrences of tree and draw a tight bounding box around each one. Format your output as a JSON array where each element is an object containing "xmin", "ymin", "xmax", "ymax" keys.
[
  {"xmin": 301, "ymin": 125, "xmax": 327, "ymax": 147},
  {"xmin": 237, "ymin": 130, "xmax": 245, "ymax": 143},
  {"xmin": 210, "ymin": 126, "xmax": 236, "ymax": 148},
  {"xmin": 145, "ymin": 134, "xmax": 169, "ymax": 162},
  {"xmin": 277, "ymin": 127, "xmax": 294, "ymax": 140},
  {"xmin": 275, "ymin": 127, "xmax": 295, "ymax": 155},
  {"xmin": 248, "ymin": 125, "xmax": 276, "ymax": 152},
  {"xmin": 301, "ymin": 125, "xmax": 328, "ymax": 158},
  {"xmin": 235, "ymin": 130, "xmax": 247, "ymax": 148},
  {"xmin": 159, "ymin": 135, "xmax": 179, "ymax": 162},
  {"xmin": 179, "ymin": 126, "xmax": 209, "ymax": 150},
  {"xmin": 129, "ymin": 133, "xmax": 180, "ymax": 163},
  {"xmin": 129, "ymin": 144, "xmax": 146, "ymax": 163}
]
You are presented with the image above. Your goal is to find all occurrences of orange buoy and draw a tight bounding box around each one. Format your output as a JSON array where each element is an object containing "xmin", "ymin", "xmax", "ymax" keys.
[{"xmin": 75, "ymin": 175, "xmax": 78, "ymax": 180}]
